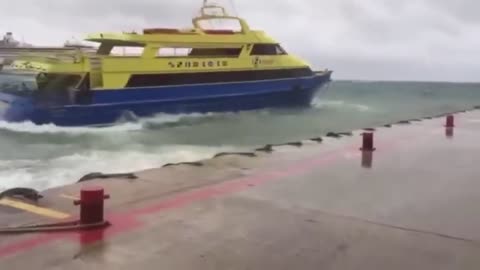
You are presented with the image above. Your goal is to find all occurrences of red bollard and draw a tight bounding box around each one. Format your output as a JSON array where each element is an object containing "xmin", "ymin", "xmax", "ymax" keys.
[
  {"xmin": 74, "ymin": 187, "xmax": 110, "ymax": 225},
  {"xmin": 360, "ymin": 132, "xmax": 376, "ymax": 151},
  {"xmin": 445, "ymin": 115, "xmax": 455, "ymax": 128}
]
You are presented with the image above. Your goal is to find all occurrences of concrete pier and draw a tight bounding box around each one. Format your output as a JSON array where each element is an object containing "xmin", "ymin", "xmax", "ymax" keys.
[{"xmin": 1, "ymin": 109, "xmax": 480, "ymax": 269}]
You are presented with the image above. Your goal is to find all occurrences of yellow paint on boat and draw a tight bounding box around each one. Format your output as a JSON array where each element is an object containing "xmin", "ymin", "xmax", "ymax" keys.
[{"xmin": 9, "ymin": 2, "xmax": 320, "ymax": 90}]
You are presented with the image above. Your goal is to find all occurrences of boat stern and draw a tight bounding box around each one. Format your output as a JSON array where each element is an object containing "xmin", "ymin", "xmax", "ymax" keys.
[{"xmin": 0, "ymin": 92, "xmax": 35, "ymax": 123}]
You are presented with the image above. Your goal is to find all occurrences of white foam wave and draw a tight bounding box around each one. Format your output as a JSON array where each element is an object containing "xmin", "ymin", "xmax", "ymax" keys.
[
  {"xmin": 0, "ymin": 145, "xmax": 236, "ymax": 191},
  {"xmin": 312, "ymin": 98, "xmax": 372, "ymax": 112},
  {"xmin": 141, "ymin": 112, "xmax": 219, "ymax": 125},
  {"xmin": 0, "ymin": 120, "xmax": 143, "ymax": 134},
  {"xmin": 0, "ymin": 112, "xmax": 221, "ymax": 135}
]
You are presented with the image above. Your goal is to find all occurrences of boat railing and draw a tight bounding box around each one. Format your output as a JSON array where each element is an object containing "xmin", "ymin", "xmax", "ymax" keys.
[
  {"xmin": 15, "ymin": 49, "xmax": 94, "ymax": 64},
  {"xmin": 192, "ymin": 2, "xmax": 251, "ymax": 34}
]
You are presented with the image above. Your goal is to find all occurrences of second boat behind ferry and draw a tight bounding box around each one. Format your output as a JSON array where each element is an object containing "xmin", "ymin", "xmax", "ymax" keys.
[{"xmin": 0, "ymin": 1, "xmax": 332, "ymax": 126}]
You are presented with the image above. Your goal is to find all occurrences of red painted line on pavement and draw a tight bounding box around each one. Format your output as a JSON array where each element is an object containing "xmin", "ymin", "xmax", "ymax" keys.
[
  {"xmin": 69, "ymin": 215, "xmax": 141, "ymax": 246},
  {"xmin": 0, "ymin": 234, "xmax": 65, "ymax": 257},
  {"xmin": 0, "ymin": 131, "xmax": 424, "ymax": 259},
  {"xmin": 133, "ymin": 152, "xmax": 342, "ymax": 217}
]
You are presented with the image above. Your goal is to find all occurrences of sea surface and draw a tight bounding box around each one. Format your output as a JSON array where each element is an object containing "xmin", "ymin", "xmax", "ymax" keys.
[{"xmin": 0, "ymin": 80, "xmax": 479, "ymax": 191}]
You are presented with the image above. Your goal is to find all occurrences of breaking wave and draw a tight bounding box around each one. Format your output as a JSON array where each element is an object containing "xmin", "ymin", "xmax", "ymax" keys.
[
  {"xmin": 311, "ymin": 98, "xmax": 372, "ymax": 112},
  {"xmin": 0, "ymin": 145, "xmax": 236, "ymax": 191},
  {"xmin": 0, "ymin": 112, "xmax": 223, "ymax": 135},
  {"xmin": 1, "ymin": 80, "xmax": 479, "ymax": 192},
  {"xmin": 0, "ymin": 121, "xmax": 143, "ymax": 134}
]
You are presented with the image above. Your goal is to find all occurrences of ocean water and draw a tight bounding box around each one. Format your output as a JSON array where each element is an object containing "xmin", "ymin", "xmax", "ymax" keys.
[{"xmin": 0, "ymin": 80, "xmax": 479, "ymax": 191}]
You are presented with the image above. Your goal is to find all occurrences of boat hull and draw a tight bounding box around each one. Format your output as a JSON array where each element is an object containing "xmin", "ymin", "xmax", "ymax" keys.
[{"xmin": 0, "ymin": 72, "xmax": 331, "ymax": 126}]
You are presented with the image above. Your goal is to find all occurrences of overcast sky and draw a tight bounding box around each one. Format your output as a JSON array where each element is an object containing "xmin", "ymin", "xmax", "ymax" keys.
[{"xmin": 1, "ymin": 0, "xmax": 479, "ymax": 82}]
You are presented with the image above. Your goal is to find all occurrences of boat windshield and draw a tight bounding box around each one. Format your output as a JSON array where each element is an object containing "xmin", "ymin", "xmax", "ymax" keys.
[
  {"xmin": 0, "ymin": 71, "xmax": 38, "ymax": 96},
  {"xmin": 196, "ymin": 18, "xmax": 242, "ymax": 32}
]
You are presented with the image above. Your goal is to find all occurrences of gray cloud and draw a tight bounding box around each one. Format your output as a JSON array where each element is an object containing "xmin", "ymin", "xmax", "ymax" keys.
[{"xmin": 1, "ymin": 0, "xmax": 479, "ymax": 82}]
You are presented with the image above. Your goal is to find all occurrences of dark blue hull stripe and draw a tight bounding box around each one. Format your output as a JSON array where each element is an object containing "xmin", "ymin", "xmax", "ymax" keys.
[{"xmin": 0, "ymin": 73, "xmax": 331, "ymax": 126}]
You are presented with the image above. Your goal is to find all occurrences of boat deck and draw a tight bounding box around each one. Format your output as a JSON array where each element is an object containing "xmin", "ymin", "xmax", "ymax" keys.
[{"xmin": 1, "ymin": 109, "xmax": 480, "ymax": 269}]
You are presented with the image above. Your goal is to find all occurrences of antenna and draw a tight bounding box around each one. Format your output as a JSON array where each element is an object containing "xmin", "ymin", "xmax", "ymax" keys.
[{"xmin": 229, "ymin": 0, "xmax": 238, "ymax": 16}]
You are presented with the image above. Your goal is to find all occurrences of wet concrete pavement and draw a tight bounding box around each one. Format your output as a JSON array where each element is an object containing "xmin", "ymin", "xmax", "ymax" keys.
[{"xmin": 1, "ymin": 109, "xmax": 480, "ymax": 269}]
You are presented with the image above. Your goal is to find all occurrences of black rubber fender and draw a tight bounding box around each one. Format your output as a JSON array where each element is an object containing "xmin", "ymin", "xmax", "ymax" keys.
[
  {"xmin": 255, "ymin": 145, "xmax": 274, "ymax": 153},
  {"xmin": 309, "ymin": 137, "xmax": 323, "ymax": 143},
  {"xmin": 0, "ymin": 187, "xmax": 43, "ymax": 201},
  {"xmin": 163, "ymin": 162, "xmax": 204, "ymax": 168},
  {"xmin": 78, "ymin": 172, "xmax": 138, "ymax": 183},
  {"xmin": 213, "ymin": 152, "xmax": 257, "ymax": 158}
]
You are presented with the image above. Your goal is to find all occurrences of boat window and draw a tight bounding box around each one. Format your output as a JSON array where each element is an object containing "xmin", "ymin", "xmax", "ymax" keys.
[
  {"xmin": 251, "ymin": 44, "xmax": 287, "ymax": 56},
  {"xmin": 0, "ymin": 71, "xmax": 38, "ymax": 96},
  {"xmin": 276, "ymin": 45, "xmax": 287, "ymax": 55},
  {"xmin": 110, "ymin": 46, "xmax": 145, "ymax": 57},
  {"xmin": 196, "ymin": 18, "xmax": 242, "ymax": 32},
  {"xmin": 96, "ymin": 43, "xmax": 145, "ymax": 56},
  {"xmin": 189, "ymin": 48, "xmax": 241, "ymax": 57},
  {"xmin": 157, "ymin": 48, "xmax": 192, "ymax": 57},
  {"xmin": 157, "ymin": 47, "xmax": 242, "ymax": 58}
]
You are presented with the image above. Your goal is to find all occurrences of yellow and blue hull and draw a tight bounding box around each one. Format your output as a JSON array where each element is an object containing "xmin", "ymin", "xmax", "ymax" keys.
[{"xmin": 0, "ymin": 72, "xmax": 331, "ymax": 126}]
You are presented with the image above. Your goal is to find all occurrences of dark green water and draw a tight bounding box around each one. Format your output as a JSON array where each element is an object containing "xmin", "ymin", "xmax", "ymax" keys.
[{"xmin": 0, "ymin": 80, "xmax": 479, "ymax": 191}]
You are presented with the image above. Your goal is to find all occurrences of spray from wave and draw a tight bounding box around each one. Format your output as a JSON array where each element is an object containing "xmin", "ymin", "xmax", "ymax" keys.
[
  {"xmin": 0, "ymin": 145, "xmax": 237, "ymax": 191},
  {"xmin": 140, "ymin": 112, "xmax": 230, "ymax": 129},
  {"xmin": 2, "ymin": 80, "xmax": 477, "ymax": 192},
  {"xmin": 0, "ymin": 112, "xmax": 243, "ymax": 191},
  {"xmin": 311, "ymin": 98, "xmax": 373, "ymax": 112},
  {"xmin": 0, "ymin": 112, "xmax": 224, "ymax": 135},
  {"xmin": 0, "ymin": 120, "xmax": 143, "ymax": 134}
]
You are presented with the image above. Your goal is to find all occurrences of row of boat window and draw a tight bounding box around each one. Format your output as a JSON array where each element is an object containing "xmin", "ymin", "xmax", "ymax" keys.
[
  {"xmin": 126, "ymin": 68, "xmax": 313, "ymax": 87},
  {"xmin": 106, "ymin": 44, "xmax": 287, "ymax": 58}
]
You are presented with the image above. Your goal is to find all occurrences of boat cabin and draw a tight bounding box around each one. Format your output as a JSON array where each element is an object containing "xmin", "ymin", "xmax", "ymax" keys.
[{"xmin": 2, "ymin": 2, "xmax": 312, "ymax": 106}]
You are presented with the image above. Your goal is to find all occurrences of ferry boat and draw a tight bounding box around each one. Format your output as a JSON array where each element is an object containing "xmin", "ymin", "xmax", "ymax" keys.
[{"xmin": 0, "ymin": 1, "xmax": 332, "ymax": 126}]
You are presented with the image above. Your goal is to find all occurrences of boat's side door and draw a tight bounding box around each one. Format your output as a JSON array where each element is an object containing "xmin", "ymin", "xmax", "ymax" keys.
[{"xmin": 74, "ymin": 73, "xmax": 93, "ymax": 105}]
